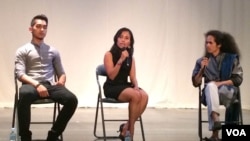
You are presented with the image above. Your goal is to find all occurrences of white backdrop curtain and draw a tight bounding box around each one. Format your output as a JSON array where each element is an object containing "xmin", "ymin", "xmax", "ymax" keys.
[{"xmin": 0, "ymin": 0, "xmax": 249, "ymax": 109}]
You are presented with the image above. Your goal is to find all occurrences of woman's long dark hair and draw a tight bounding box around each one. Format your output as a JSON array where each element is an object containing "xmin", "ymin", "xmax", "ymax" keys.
[
  {"xmin": 110, "ymin": 27, "xmax": 134, "ymax": 56},
  {"xmin": 204, "ymin": 30, "xmax": 241, "ymax": 58}
]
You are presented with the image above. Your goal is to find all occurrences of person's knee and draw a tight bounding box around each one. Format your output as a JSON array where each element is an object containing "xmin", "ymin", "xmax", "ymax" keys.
[
  {"xmin": 142, "ymin": 92, "xmax": 149, "ymax": 102},
  {"xmin": 206, "ymin": 82, "xmax": 216, "ymax": 89},
  {"xmin": 67, "ymin": 94, "xmax": 78, "ymax": 107},
  {"xmin": 205, "ymin": 82, "xmax": 217, "ymax": 97},
  {"xmin": 19, "ymin": 85, "xmax": 37, "ymax": 103},
  {"xmin": 138, "ymin": 90, "xmax": 148, "ymax": 102},
  {"xmin": 19, "ymin": 85, "xmax": 36, "ymax": 95},
  {"xmin": 131, "ymin": 92, "xmax": 141, "ymax": 103}
]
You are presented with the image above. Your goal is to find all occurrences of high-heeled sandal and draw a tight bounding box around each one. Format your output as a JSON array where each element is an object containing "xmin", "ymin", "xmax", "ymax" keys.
[{"xmin": 117, "ymin": 123, "xmax": 126, "ymax": 141}]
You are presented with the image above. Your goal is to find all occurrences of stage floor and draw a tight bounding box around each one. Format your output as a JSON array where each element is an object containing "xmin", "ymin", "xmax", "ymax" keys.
[{"xmin": 0, "ymin": 107, "xmax": 249, "ymax": 141}]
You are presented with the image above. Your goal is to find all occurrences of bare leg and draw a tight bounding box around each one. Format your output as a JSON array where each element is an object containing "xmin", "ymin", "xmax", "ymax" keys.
[
  {"xmin": 118, "ymin": 88, "xmax": 142, "ymax": 140},
  {"xmin": 122, "ymin": 99, "xmax": 146, "ymax": 140},
  {"xmin": 130, "ymin": 90, "xmax": 148, "ymax": 140},
  {"xmin": 131, "ymin": 90, "xmax": 148, "ymax": 129},
  {"xmin": 211, "ymin": 111, "xmax": 220, "ymax": 139},
  {"xmin": 128, "ymin": 97, "xmax": 140, "ymax": 139},
  {"xmin": 211, "ymin": 111, "xmax": 220, "ymax": 121},
  {"xmin": 211, "ymin": 130, "xmax": 219, "ymax": 139},
  {"xmin": 138, "ymin": 89, "xmax": 148, "ymax": 116}
]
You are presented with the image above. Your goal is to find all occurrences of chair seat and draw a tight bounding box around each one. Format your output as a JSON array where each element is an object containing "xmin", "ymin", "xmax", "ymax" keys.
[
  {"xmin": 33, "ymin": 99, "xmax": 55, "ymax": 104},
  {"xmin": 101, "ymin": 98, "xmax": 127, "ymax": 103}
]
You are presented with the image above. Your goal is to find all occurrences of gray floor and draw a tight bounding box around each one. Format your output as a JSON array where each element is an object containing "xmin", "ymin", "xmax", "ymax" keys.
[{"xmin": 1, "ymin": 107, "xmax": 250, "ymax": 141}]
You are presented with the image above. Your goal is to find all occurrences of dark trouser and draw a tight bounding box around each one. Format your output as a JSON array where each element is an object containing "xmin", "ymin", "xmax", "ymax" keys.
[
  {"xmin": 17, "ymin": 82, "xmax": 78, "ymax": 139},
  {"xmin": 225, "ymin": 102, "xmax": 240, "ymax": 124}
]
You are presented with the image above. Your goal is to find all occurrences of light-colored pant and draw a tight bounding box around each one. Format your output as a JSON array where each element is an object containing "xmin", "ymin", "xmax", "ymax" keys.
[{"xmin": 204, "ymin": 82, "xmax": 220, "ymax": 130}]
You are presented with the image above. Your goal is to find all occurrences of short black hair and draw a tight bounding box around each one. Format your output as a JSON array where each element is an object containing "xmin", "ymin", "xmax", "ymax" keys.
[{"xmin": 30, "ymin": 14, "xmax": 48, "ymax": 26}]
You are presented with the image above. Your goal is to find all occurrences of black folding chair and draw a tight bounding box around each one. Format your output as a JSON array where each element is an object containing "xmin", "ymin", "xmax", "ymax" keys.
[
  {"xmin": 93, "ymin": 64, "xmax": 145, "ymax": 141},
  {"xmin": 198, "ymin": 84, "xmax": 243, "ymax": 141},
  {"xmin": 12, "ymin": 73, "xmax": 63, "ymax": 141}
]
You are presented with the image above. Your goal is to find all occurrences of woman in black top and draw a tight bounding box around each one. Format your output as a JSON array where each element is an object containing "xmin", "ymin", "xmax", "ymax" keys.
[{"xmin": 103, "ymin": 27, "xmax": 148, "ymax": 140}]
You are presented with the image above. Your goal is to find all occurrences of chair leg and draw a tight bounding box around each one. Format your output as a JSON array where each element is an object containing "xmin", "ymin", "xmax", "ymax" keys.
[
  {"xmin": 139, "ymin": 116, "xmax": 145, "ymax": 141},
  {"xmin": 94, "ymin": 99, "xmax": 128, "ymax": 140},
  {"xmin": 13, "ymin": 104, "xmax": 21, "ymax": 141},
  {"xmin": 56, "ymin": 103, "xmax": 63, "ymax": 141},
  {"xmin": 100, "ymin": 99, "xmax": 107, "ymax": 141},
  {"xmin": 12, "ymin": 92, "xmax": 21, "ymax": 141},
  {"xmin": 51, "ymin": 102, "xmax": 63, "ymax": 141},
  {"xmin": 198, "ymin": 98, "xmax": 202, "ymax": 141},
  {"xmin": 239, "ymin": 105, "xmax": 243, "ymax": 125},
  {"xmin": 53, "ymin": 103, "xmax": 57, "ymax": 123},
  {"xmin": 93, "ymin": 101, "xmax": 99, "ymax": 138},
  {"xmin": 12, "ymin": 96, "xmax": 17, "ymax": 128},
  {"xmin": 198, "ymin": 85, "xmax": 206, "ymax": 141},
  {"xmin": 94, "ymin": 96, "xmax": 107, "ymax": 141},
  {"xmin": 94, "ymin": 98, "xmax": 146, "ymax": 140},
  {"xmin": 238, "ymin": 98, "xmax": 243, "ymax": 125}
]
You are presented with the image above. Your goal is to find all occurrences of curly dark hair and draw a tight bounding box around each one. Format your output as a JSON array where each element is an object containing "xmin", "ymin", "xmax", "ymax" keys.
[{"xmin": 204, "ymin": 30, "xmax": 241, "ymax": 58}]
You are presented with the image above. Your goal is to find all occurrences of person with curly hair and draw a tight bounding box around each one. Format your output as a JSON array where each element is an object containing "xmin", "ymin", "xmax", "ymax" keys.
[{"xmin": 192, "ymin": 30, "xmax": 243, "ymax": 141}]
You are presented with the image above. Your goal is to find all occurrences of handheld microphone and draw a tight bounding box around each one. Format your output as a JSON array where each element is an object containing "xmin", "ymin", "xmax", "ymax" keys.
[
  {"xmin": 126, "ymin": 46, "xmax": 131, "ymax": 66},
  {"xmin": 202, "ymin": 53, "xmax": 210, "ymax": 72},
  {"xmin": 205, "ymin": 53, "xmax": 210, "ymax": 59},
  {"xmin": 126, "ymin": 58, "xmax": 129, "ymax": 66},
  {"xmin": 121, "ymin": 46, "xmax": 131, "ymax": 66}
]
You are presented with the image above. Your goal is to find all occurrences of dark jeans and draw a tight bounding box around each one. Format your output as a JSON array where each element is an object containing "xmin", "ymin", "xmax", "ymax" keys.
[
  {"xmin": 225, "ymin": 102, "xmax": 240, "ymax": 124},
  {"xmin": 17, "ymin": 82, "xmax": 78, "ymax": 138}
]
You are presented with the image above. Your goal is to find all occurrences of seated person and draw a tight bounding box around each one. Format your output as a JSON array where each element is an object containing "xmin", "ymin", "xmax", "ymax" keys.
[
  {"xmin": 103, "ymin": 27, "xmax": 148, "ymax": 141},
  {"xmin": 15, "ymin": 14, "xmax": 78, "ymax": 141},
  {"xmin": 192, "ymin": 30, "xmax": 243, "ymax": 141}
]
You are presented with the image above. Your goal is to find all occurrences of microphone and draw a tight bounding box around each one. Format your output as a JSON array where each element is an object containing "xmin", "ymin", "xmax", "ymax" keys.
[
  {"xmin": 205, "ymin": 53, "xmax": 210, "ymax": 59},
  {"xmin": 126, "ymin": 57, "xmax": 129, "ymax": 66},
  {"xmin": 121, "ymin": 46, "xmax": 131, "ymax": 66},
  {"xmin": 126, "ymin": 46, "xmax": 131, "ymax": 66},
  {"xmin": 202, "ymin": 53, "xmax": 210, "ymax": 72}
]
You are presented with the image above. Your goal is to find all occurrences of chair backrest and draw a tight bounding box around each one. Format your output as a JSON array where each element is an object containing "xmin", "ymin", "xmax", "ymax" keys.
[
  {"xmin": 96, "ymin": 64, "xmax": 106, "ymax": 99},
  {"xmin": 95, "ymin": 64, "xmax": 128, "ymax": 104},
  {"xmin": 96, "ymin": 64, "xmax": 107, "ymax": 76}
]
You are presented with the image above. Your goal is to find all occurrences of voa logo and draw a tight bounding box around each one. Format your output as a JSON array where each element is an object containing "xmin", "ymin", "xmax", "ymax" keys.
[{"xmin": 226, "ymin": 129, "xmax": 246, "ymax": 136}]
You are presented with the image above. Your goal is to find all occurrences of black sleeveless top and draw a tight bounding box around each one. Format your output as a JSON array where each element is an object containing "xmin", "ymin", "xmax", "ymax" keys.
[{"xmin": 103, "ymin": 46, "xmax": 133, "ymax": 99}]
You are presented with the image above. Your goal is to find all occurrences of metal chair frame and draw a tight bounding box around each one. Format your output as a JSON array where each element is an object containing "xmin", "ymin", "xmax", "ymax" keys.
[
  {"xmin": 12, "ymin": 74, "xmax": 63, "ymax": 141},
  {"xmin": 93, "ymin": 64, "xmax": 145, "ymax": 141},
  {"xmin": 198, "ymin": 83, "xmax": 243, "ymax": 141}
]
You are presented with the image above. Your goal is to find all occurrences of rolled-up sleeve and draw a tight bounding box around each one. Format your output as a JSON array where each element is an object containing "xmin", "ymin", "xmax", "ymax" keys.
[
  {"xmin": 15, "ymin": 47, "xmax": 26, "ymax": 79},
  {"xmin": 52, "ymin": 49, "xmax": 65, "ymax": 77},
  {"xmin": 192, "ymin": 58, "xmax": 202, "ymax": 87},
  {"xmin": 231, "ymin": 57, "xmax": 243, "ymax": 87},
  {"xmin": 192, "ymin": 58, "xmax": 202, "ymax": 77}
]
